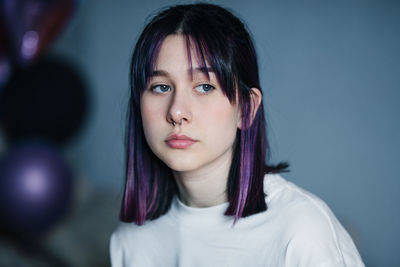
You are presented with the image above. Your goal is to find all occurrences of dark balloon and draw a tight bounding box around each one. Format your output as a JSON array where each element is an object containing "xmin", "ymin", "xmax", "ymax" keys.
[
  {"xmin": 0, "ymin": 141, "xmax": 73, "ymax": 236},
  {"xmin": 0, "ymin": 7, "xmax": 11, "ymax": 88},
  {"xmin": 1, "ymin": 0, "xmax": 76, "ymax": 65},
  {"xmin": 0, "ymin": 57, "xmax": 11, "ymax": 89},
  {"xmin": 0, "ymin": 56, "xmax": 89, "ymax": 146}
]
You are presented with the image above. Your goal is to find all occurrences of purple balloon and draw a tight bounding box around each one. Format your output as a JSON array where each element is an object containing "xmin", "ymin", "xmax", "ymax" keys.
[
  {"xmin": 1, "ymin": 0, "xmax": 76, "ymax": 65},
  {"xmin": 0, "ymin": 141, "xmax": 73, "ymax": 236}
]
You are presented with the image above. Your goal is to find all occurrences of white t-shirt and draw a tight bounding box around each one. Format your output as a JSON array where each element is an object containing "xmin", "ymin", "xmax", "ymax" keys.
[{"xmin": 110, "ymin": 174, "xmax": 365, "ymax": 267}]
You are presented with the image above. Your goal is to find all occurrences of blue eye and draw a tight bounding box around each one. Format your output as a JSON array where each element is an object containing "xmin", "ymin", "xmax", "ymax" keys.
[
  {"xmin": 195, "ymin": 84, "xmax": 215, "ymax": 94},
  {"xmin": 151, "ymin": 84, "xmax": 171, "ymax": 94}
]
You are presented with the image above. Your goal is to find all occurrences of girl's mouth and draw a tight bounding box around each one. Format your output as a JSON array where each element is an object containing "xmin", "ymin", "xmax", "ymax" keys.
[{"xmin": 165, "ymin": 134, "xmax": 197, "ymax": 149}]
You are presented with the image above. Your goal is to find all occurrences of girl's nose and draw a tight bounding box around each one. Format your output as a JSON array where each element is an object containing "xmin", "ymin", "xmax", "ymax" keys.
[{"xmin": 166, "ymin": 89, "xmax": 192, "ymax": 127}]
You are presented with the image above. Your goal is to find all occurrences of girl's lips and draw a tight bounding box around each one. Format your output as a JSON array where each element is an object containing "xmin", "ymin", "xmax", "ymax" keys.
[
  {"xmin": 166, "ymin": 139, "xmax": 197, "ymax": 149},
  {"xmin": 165, "ymin": 134, "xmax": 197, "ymax": 149}
]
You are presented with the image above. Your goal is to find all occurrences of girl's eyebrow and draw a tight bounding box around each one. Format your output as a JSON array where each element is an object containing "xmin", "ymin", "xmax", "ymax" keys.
[
  {"xmin": 193, "ymin": 67, "xmax": 214, "ymax": 74},
  {"xmin": 149, "ymin": 67, "xmax": 214, "ymax": 78},
  {"xmin": 149, "ymin": 70, "xmax": 170, "ymax": 77}
]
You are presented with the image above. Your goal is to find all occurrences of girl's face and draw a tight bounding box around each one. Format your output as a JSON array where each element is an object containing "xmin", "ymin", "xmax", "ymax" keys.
[{"xmin": 140, "ymin": 34, "xmax": 241, "ymax": 173}]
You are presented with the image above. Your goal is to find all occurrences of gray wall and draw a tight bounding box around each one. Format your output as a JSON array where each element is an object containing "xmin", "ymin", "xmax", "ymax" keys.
[{"xmin": 53, "ymin": 0, "xmax": 400, "ymax": 266}]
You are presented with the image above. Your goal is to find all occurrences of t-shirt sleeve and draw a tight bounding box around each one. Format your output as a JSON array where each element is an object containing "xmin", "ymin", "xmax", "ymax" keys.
[{"xmin": 282, "ymin": 189, "xmax": 365, "ymax": 267}]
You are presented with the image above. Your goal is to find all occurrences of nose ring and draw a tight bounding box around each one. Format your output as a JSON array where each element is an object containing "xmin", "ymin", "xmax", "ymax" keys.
[{"xmin": 172, "ymin": 119, "xmax": 182, "ymax": 126}]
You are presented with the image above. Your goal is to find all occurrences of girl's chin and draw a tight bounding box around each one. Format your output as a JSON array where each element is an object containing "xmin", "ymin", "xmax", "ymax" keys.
[
  {"xmin": 166, "ymin": 163, "xmax": 199, "ymax": 173},
  {"xmin": 162, "ymin": 158, "xmax": 202, "ymax": 173}
]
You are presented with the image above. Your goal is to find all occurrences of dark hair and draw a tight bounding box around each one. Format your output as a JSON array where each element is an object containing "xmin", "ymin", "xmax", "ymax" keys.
[{"xmin": 120, "ymin": 3, "xmax": 288, "ymax": 225}]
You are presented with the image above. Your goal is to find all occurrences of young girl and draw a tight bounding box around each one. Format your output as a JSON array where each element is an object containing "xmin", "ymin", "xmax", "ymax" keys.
[{"xmin": 110, "ymin": 3, "xmax": 364, "ymax": 266}]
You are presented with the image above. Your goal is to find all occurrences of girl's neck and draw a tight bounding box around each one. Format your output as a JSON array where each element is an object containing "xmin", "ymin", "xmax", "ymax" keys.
[{"xmin": 172, "ymin": 148, "xmax": 233, "ymax": 208}]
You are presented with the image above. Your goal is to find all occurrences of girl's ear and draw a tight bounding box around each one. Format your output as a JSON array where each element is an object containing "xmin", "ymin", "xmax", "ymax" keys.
[{"xmin": 237, "ymin": 88, "xmax": 262, "ymax": 129}]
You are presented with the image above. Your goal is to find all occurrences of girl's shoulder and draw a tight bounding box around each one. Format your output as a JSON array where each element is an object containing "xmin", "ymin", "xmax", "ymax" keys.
[
  {"xmin": 264, "ymin": 173, "xmax": 338, "ymax": 220},
  {"xmin": 263, "ymin": 174, "xmax": 364, "ymax": 266},
  {"xmin": 263, "ymin": 173, "xmax": 349, "ymax": 241}
]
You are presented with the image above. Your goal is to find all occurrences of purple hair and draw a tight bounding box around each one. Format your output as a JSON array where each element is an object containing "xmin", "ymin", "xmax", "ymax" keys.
[{"xmin": 121, "ymin": 3, "xmax": 288, "ymax": 225}]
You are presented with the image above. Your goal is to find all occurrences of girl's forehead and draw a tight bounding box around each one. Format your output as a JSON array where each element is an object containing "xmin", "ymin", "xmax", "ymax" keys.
[{"xmin": 151, "ymin": 34, "xmax": 211, "ymax": 75}]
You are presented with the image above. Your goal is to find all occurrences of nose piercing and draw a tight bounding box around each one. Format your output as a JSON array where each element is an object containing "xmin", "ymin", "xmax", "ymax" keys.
[{"xmin": 172, "ymin": 119, "xmax": 182, "ymax": 126}]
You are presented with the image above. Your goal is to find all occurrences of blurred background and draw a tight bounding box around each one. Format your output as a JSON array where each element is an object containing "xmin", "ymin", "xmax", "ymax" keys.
[{"xmin": 0, "ymin": 0, "xmax": 398, "ymax": 266}]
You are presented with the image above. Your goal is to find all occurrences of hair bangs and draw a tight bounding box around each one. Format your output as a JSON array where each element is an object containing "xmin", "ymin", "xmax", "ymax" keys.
[
  {"xmin": 180, "ymin": 24, "xmax": 238, "ymax": 104},
  {"xmin": 140, "ymin": 30, "xmax": 238, "ymax": 106},
  {"xmin": 134, "ymin": 6, "xmax": 239, "ymax": 104}
]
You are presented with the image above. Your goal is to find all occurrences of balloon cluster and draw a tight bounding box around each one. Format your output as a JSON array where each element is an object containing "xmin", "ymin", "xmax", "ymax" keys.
[{"xmin": 0, "ymin": 0, "xmax": 87, "ymax": 239}]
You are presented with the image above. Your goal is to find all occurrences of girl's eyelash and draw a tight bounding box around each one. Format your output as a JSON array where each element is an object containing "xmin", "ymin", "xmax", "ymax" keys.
[
  {"xmin": 194, "ymin": 83, "xmax": 215, "ymax": 94},
  {"xmin": 150, "ymin": 84, "xmax": 171, "ymax": 93}
]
